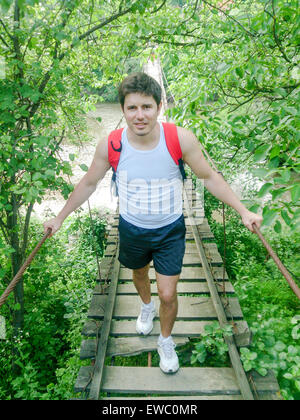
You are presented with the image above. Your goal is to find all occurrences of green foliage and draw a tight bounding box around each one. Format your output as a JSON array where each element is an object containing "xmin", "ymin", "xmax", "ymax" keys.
[
  {"xmin": 156, "ymin": 0, "xmax": 300, "ymax": 232},
  {"xmin": 204, "ymin": 191, "xmax": 300, "ymax": 399},
  {"xmin": 240, "ymin": 316, "xmax": 300, "ymax": 400},
  {"xmin": 0, "ymin": 211, "xmax": 107, "ymax": 400},
  {"xmin": 191, "ymin": 322, "xmax": 233, "ymax": 366}
]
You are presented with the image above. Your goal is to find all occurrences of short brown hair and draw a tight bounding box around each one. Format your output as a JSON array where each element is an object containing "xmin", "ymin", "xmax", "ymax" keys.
[{"xmin": 118, "ymin": 72, "xmax": 162, "ymax": 108}]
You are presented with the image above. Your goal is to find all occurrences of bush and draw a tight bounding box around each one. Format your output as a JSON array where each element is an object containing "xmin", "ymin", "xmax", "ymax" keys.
[{"xmin": 204, "ymin": 190, "xmax": 300, "ymax": 400}]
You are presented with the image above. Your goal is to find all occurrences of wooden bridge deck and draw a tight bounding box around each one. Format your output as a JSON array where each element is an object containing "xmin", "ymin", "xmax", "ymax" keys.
[{"xmin": 73, "ymin": 184, "xmax": 280, "ymax": 400}]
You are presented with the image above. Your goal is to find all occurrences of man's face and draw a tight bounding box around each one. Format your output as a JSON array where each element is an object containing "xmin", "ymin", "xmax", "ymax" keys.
[{"xmin": 122, "ymin": 92, "xmax": 162, "ymax": 137}]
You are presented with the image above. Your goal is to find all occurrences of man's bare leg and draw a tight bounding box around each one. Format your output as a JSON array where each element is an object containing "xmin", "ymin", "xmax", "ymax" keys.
[
  {"xmin": 132, "ymin": 263, "xmax": 151, "ymax": 304},
  {"xmin": 156, "ymin": 272, "xmax": 179, "ymax": 337},
  {"xmin": 133, "ymin": 263, "xmax": 156, "ymax": 336}
]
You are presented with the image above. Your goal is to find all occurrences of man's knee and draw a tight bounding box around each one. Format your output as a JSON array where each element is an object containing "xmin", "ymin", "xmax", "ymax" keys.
[
  {"xmin": 158, "ymin": 288, "xmax": 177, "ymax": 305},
  {"xmin": 156, "ymin": 272, "xmax": 179, "ymax": 305}
]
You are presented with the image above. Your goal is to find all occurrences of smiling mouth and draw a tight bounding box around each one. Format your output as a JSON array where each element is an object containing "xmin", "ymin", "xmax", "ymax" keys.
[{"xmin": 134, "ymin": 123, "xmax": 147, "ymax": 128}]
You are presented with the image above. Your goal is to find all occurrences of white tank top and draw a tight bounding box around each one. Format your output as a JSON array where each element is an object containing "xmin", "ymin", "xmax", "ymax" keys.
[{"xmin": 116, "ymin": 123, "xmax": 183, "ymax": 228}]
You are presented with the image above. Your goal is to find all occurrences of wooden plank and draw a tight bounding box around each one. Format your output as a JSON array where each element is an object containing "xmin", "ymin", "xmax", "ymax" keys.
[
  {"xmin": 102, "ymin": 395, "xmax": 243, "ymax": 400},
  {"xmin": 118, "ymin": 266, "xmax": 228, "ymax": 280},
  {"xmin": 248, "ymin": 370, "xmax": 281, "ymax": 399},
  {"xmin": 183, "ymin": 253, "xmax": 222, "ymax": 266},
  {"xmin": 187, "ymin": 242, "xmax": 219, "ymax": 253},
  {"xmin": 75, "ymin": 366, "xmax": 279, "ymax": 396},
  {"xmin": 87, "ymin": 295, "xmax": 243, "ymax": 320},
  {"xmin": 80, "ymin": 336, "xmax": 189, "ymax": 359},
  {"xmin": 81, "ymin": 320, "xmax": 251, "ymax": 347},
  {"xmin": 93, "ymin": 281, "xmax": 235, "ymax": 295},
  {"xmin": 75, "ymin": 366, "xmax": 240, "ymax": 395}
]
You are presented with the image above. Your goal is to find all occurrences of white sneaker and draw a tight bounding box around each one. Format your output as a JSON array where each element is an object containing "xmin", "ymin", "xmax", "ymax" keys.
[
  {"xmin": 157, "ymin": 335, "xmax": 179, "ymax": 373},
  {"xmin": 136, "ymin": 301, "xmax": 156, "ymax": 335}
]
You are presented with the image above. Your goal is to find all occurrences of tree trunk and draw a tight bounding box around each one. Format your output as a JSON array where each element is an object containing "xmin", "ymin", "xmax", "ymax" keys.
[{"xmin": 7, "ymin": 191, "xmax": 25, "ymax": 335}]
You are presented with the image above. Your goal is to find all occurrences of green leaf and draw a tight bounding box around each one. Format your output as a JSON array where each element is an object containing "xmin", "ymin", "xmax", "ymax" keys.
[
  {"xmin": 272, "ymin": 115, "xmax": 280, "ymax": 126},
  {"xmin": 291, "ymin": 316, "xmax": 300, "ymax": 325},
  {"xmin": 271, "ymin": 187, "xmax": 286, "ymax": 200},
  {"xmin": 216, "ymin": 62, "xmax": 230, "ymax": 74},
  {"xmin": 79, "ymin": 164, "xmax": 88, "ymax": 172},
  {"xmin": 274, "ymin": 220, "xmax": 282, "ymax": 233},
  {"xmin": 253, "ymin": 144, "xmax": 270, "ymax": 162},
  {"xmin": 249, "ymin": 204, "xmax": 260, "ymax": 213},
  {"xmin": 291, "ymin": 184, "xmax": 300, "ymax": 202},
  {"xmin": 274, "ymin": 88, "xmax": 287, "ymax": 97},
  {"xmin": 249, "ymin": 352, "xmax": 257, "ymax": 361},
  {"xmin": 13, "ymin": 303, "xmax": 21, "ymax": 311},
  {"xmin": 243, "ymin": 360, "xmax": 252, "ymax": 372},
  {"xmin": 45, "ymin": 169, "xmax": 55, "ymax": 178},
  {"xmin": 274, "ymin": 341, "xmax": 286, "ymax": 352},
  {"xmin": 235, "ymin": 67, "xmax": 244, "ymax": 78},
  {"xmin": 281, "ymin": 210, "xmax": 292, "ymax": 226},
  {"xmin": 292, "ymin": 325, "xmax": 300, "ymax": 340},
  {"xmin": 0, "ymin": 0, "xmax": 13, "ymax": 13},
  {"xmin": 281, "ymin": 169, "xmax": 291, "ymax": 183},
  {"xmin": 252, "ymin": 168, "xmax": 270, "ymax": 178},
  {"xmin": 269, "ymin": 157, "xmax": 280, "ymax": 169},
  {"xmin": 269, "ymin": 145, "xmax": 280, "ymax": 159},
  {"xmin": 257, "ymin": 367, "xmax": 268, "ymax": 376},
  {"xmin": 55, "ymin": 31, "xmax": 68, "ymax": 41},
  {"xmin": 262, "ymin": 207, "xmax": 277, "ymax": 226},
  {"xmin": 257, "ymin": 182, "xmax": 273, "ymax": 198},
  {"xmin": 32, "ymin": 172, "xmax": 42, "ymax": 181}
]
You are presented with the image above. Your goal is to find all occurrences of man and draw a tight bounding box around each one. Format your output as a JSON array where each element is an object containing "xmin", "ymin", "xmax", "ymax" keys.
[{"xmin": 44, "ymin": 72, "xmax": 262, "ymax": 374}]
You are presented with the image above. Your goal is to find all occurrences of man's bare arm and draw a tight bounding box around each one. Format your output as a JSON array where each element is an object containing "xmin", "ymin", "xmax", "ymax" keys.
[
  {"xmin": 178, "ymin": 127, "xmax": 263, "ymax": 232},
  {"xmin": 43, "ymin": 138, "xmax": 110, "ymax": 236}
]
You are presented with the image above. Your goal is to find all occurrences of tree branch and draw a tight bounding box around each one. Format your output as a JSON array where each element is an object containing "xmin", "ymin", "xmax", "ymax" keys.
[
  {"xmin": 0, "ymin": 33, "xmax": 9, "ymax": 47},
  {"xmin": 151, "ymin": 0, "xmax": 168, "ymax": 14},
  {"xmin": 271, "ymin": 0, "xmax": 291, "ymax": 63},
  {"xmin": 0, "ymin": 18, "xmax": 14, "ymax": 40},
  {"xmin": 137, "ymin": 33, "xmax": 235, "ymax": 47}
]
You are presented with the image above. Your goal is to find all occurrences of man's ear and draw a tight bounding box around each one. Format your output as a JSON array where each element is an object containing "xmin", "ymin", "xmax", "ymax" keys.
[{"xmin": 157, "ymin": 101, "xmax": 163, "ymax": 114}]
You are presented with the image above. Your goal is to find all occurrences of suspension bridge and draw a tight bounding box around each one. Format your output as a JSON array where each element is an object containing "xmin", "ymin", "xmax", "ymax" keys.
[{"xmin": 2, "ymin": 54, "xmax": 294, "ymax": 400}]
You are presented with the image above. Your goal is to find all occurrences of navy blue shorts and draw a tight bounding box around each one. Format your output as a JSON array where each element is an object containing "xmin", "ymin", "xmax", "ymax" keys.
[{"xmin": 118, "ymin": 215, "xmax": 186, "ymax": 276}]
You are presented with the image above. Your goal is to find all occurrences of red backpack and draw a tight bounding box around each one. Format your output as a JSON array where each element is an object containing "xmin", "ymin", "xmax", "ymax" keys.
[{"xmin": 108, "ymin": 122, "xmax": 186, "ymax": 191}]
